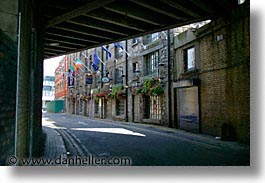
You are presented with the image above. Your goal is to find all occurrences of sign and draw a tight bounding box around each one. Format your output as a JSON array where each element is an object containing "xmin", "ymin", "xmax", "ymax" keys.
[
  {"xmin": 86, "ymin": 75, "xmax": 93, "ymax": 85},
  {"xmin": 101, "ymin": 77, "xmax": 110, "ymax": 83},
  {"xmin": 68, "ymin": 69, "xmax": 75, "ymax": 87}
]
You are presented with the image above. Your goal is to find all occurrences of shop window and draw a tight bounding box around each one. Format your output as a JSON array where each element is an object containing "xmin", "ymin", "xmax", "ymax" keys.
[{"xmin": 144, "ymin": 96, "xmax": 161, "ymax": 120}]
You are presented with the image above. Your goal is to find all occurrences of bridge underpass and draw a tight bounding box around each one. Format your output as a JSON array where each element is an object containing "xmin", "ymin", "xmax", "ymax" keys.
[
  {"xmin": 42, "ymin": 0, "xmax": 238, "ymax": 58},
  {"xmin": 0, "ymin": 0, "xmax": 247, "ymax": 165}
]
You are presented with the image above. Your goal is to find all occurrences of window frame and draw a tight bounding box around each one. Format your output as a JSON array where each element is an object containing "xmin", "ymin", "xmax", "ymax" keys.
[
  {"xmin": 183, "ymin": 46, "xmax": 196, "ymax": 72},
  {"xmin": 144, "ymin": 51, "xmax": 159, "ymax": 76}
]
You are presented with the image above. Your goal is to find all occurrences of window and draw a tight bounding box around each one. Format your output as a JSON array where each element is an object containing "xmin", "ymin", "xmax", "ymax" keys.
[
  {"xmin": 143, "ymin": 96, "xmax": 150, "ymax": 118},
  {"xmin": 132, "ymin": 62, "xmax": 139, "ymax": 73},
  {"xmin": 115, "ymin": 66, "xmax": 123, "ymax": 84},
  {"xmin": 143, "ymin": 33, "xmax": 159, "ymax": 44},
  {"xmin": 144, "ymin": 96, "xmax": 161, "ymax": 120},
  {"xmin": 79, "ymin": 100, "xmax": 83, "ymax": 113},
  {"xmin": 183, "ymin": 47, "xmax": 195, "ymax": 72},
  {"xmin": 145, "ymin": 51, "xmax": 159, "ymax": 76},
  {"xmin": 94, "ymin": 100, "xmax": 99, "ymax": 114},
  {"xmin": 151, "ymin": 33, "xmax": 159, "ymax": 42},
  {"xmin": 116, "ymin": 99, "xmax": 125, "ymax": 115}
]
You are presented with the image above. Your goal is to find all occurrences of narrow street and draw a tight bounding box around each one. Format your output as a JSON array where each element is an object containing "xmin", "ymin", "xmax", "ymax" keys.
[{"xmin": 42, "ymin": 112, "xmax": 249, "ymax": 166}]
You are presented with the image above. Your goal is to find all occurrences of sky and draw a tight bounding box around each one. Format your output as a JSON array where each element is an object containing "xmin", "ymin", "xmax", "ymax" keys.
[{"xmin": 43, "ymin": 55, "xmax": 65, "ymax": 77}]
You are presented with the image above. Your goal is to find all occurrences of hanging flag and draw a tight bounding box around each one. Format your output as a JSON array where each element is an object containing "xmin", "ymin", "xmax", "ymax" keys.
[
  {"xmin": 90, "ymin": 62, "xmax": 99, "ymax": 71},
  {"xmin": 68, "ymin": 69, "xmax": 75, "ymax": 87},
  {"xmin": 75, "ymin": 58, "xmax": 83, "ymax": 68},
  {"xmin": 93, "ymin": 53, "xmax": 100, "ymax": 65},
  {"xmin": 73, "ymin": 63, "xmax": 78, "ymax": 72},
  {"xmin": 114, "ymin": 42, "xmax": 124, "ymax": 50},
  {"xmin": 114, "ymin": 42, "xmax": 130, "ymax": 56},
  {"xmin": 70, "ymin": 64, "xmax": 75, "ymax": 72},
  {"xmin": 101, "ymin": 46, "xmax": 112, "ymax": 58}
]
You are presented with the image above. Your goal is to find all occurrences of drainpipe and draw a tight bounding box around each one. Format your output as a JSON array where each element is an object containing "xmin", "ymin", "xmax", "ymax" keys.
[
  {"xmin": 125, "ymin": 40, "xmax": 128, "ymax": 122},
  {"xmin": 15, "ymin": 8, "xmax": 22, "ymax": 161},
  {"xmin": 29, "ymin": 28, "xmax": 36, "ymax": 160},
  {"xmin": 167, "ymin": 29, "xmax": 172, "ymax": 128}
]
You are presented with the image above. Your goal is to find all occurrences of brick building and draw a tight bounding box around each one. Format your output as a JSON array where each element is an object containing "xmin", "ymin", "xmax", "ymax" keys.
[
  {"xmin": 56, "ymin": 2, "xmax": 249, "ymax": 143},
  {"xmin": 171, "ymin": 3, "xmax": 249, "ymax": 143},
  {"xmin": 54, "ymin": 56, "xmax": 68, "ymax": 111}
]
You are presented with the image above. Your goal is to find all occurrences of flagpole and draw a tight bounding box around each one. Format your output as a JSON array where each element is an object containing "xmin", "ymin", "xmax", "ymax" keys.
[{"xmin": 123, "ymin": 50, "xmax": 130, "ymax": 57}]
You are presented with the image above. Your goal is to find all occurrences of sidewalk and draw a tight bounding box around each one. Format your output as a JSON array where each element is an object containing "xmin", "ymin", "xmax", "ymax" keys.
[
  {"xmin": 76, "ymin": 114, "xmax": 250, "ymax": 151},
  {"xmin": 42, "ymin": 126, "xmax": 67, "ymax": 160}
]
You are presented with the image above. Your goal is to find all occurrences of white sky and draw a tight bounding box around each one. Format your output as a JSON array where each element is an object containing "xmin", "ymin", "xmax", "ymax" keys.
[{"xmin": 43, "ymin": 55, "xmax": 65, "ymax": 77}]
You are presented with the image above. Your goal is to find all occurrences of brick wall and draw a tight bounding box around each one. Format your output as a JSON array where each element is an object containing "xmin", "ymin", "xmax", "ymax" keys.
[
  {"xmin": 15, "ymin": 0, "xmax": 33, "ymax": 159},
  {"xmin": 0, "ymin": 30, "xmax": 17, "ymax": 165},
  {"xmin": 199, "ymin": 3, "xmax": 250, "ymax": 143}
]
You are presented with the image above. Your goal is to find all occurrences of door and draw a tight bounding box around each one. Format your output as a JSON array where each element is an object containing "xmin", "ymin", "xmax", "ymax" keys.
[{"xmin": 177, "ymin": 86, "xmax": 200, "ymax": 133}]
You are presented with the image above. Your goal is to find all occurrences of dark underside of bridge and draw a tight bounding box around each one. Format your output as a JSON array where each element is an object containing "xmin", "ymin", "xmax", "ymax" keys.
[{"xmin": 41, "ymin": 0, "xmax": 238, "ymax": 59}]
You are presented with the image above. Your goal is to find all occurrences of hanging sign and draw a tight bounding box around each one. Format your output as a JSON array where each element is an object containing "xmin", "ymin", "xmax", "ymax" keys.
[{"xmin": 101, "ymin": 77, "xmax": 110, "ymax": 83}]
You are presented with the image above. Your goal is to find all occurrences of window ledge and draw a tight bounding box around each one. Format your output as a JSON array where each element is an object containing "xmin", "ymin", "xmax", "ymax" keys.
[{"xmin": 180, "ymin": 69, "xmax": 199, "ymax": 79}]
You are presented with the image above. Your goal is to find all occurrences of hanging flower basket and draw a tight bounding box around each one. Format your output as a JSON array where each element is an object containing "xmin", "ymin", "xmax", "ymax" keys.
[
  {"xmin": 116, "ymin": 89, "xmax": 126, "ymax": 99},
  {"xmin": 131, "ymin": 87, "xmax": 142, "ymax": 95},
  {"xmin": 110, "ymin": 85, "xmax": 123, "ymax": 99},
  {"xmin": 141, "ymin": 78, "xmax": 164, "ymax": 96}
]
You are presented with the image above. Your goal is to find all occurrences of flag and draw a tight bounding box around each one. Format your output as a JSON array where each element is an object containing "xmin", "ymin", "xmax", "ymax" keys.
[
  {"xmin": 70, "ymin": 64, "xmax": 74, "ymax": 72},
  {"xmin": 114, "ymin": 42, "xmax": 124, "ymax": 50},
  {"xmin": 90, "ymin": 62, "xmax": 99, "ymax": 71},
  {"xmin": 101, "ymin": 46, "xmax": 112, "ymax": 58},
  {"xmin": 75, "ymin": 58, "xmax": 83, "ymax": 67},
  {"xmin": 73, "ymin": 63, "xmax": 79, "ymax": 74},
  {"xmin": 115, "ymin": 42, "xmax": 130, "ymax": 56},
  {"xmin": 93, "ymin": 53, "xmax": 100, "ymax": 65},
  {"xmin": 68, "ymin": 69, "xmax": 75, "ymax": 87}
]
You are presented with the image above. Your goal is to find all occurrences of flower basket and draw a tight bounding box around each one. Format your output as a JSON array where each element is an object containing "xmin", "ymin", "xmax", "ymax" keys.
[
  {"xmin": 131, "ymin": 87, "xmax": 142, "ymax": 95},
  {"xmin": 141, "ymin": 78, "xmax": 164, "ymax": 96}
]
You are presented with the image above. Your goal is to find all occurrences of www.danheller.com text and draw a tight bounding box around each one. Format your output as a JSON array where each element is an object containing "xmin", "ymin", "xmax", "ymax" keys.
[{"xmin": 7, "ymin": 155, "xmax": 132, "ymax": 166}]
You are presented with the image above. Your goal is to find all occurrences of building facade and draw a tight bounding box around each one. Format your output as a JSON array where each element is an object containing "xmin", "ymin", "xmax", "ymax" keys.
[
  {"xmin": 54, "ymin": 56, "xmax": 68, "ymax": 112},
  {"xmin": 57, "ymin": 2, "xmax": 249, "ymax": 143},
  {"xmin": 171, "ymin": 3, "xmax": 250, "ymax": 143},
  {"xmin": 42, "ymin": 76, "xmax": 55, "ymax": 110}
]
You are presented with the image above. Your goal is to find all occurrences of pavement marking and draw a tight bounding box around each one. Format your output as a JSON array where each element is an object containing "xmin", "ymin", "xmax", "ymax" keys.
[
  {"xmin": 70, "ymin": 128, "xmax": 146, "ymax": 137},
  {"xmin": 77, "ymin": 121, "xmax": 89, "ymax": 126}
]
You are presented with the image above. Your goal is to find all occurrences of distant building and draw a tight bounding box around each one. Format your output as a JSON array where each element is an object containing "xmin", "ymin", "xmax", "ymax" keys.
[
  {"xmin": 54, "ymin": 56, "xmax": 68, "ymax": 112},
  {"xmin": 42, "ymin": 76, "xmax": 55, "ymax": 109}
]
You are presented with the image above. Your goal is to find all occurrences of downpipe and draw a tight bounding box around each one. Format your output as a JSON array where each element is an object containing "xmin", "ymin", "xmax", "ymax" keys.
[{"xmin": 14, "ymin": 11, "xmax": 22, "ymax": 163}]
